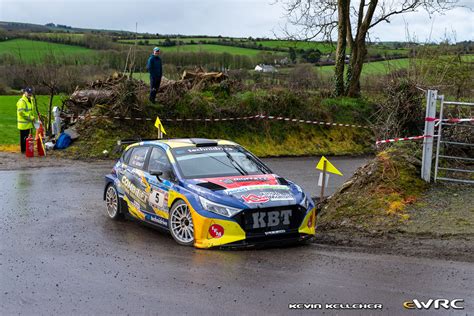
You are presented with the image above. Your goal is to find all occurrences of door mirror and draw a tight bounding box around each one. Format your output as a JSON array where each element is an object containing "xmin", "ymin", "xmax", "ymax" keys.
[{"xmin": 149, "ymin": 170, "xmax": 163, "ymax": 181}]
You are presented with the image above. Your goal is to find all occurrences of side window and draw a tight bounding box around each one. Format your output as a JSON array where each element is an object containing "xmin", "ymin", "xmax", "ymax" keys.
[
  {"xmin": 148, "ymin": 147, "xmax": 172, "ymax": 177},
  {"xmin": 121, "ymin": 148, "xmax": 132, "ymax": 164},
  {"xmin": 129, "ymin": 147, "xmax": 149, "ymax": 169}
]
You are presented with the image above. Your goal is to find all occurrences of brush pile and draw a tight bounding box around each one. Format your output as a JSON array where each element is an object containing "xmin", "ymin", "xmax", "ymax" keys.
[
  {"xmin": 63, "ymin": 69, "xmax": 229, "ymax": 117},
  {"xmin": 158, "ymin": 69, "xmax": 229, "ymax": 102},
  {"xmin": 63, "ymin": 72, "xmax": 147, "ymax": 117}
]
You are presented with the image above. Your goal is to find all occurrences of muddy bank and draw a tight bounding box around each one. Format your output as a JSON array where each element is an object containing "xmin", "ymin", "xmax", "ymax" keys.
[
  {"xmin": 315, "ymin": 177, "xmax": 474, "ymax": 262},
  {"xmin": 314, "ymin": 231, "xmax": 474, "ymax": 262}
]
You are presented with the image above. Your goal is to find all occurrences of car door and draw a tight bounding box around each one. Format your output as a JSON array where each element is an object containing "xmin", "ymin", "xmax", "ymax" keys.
[
  {"xmin": 142, "ymin": 146, "xmax": 175, "ymax": 227},
  {"xmin": 119, "ymin": 146, "xmax": 151, "ymax": 221}
]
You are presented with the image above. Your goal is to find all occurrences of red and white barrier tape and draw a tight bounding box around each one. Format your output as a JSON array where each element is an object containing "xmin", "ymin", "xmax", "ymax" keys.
[
  {"xmin": 64, "ymin": 113, "xmax": 371, "ymax": 129},
  {"xmin": 425, "ymin": 117, "xmax": 473, "ymax": 123},
  {"xmin": 256, "ymin": 115, "xmax": 369, "ymax": 129},
  {"xmin": 376, "ymin": 135, "xmax": 433, "ymax": 146}
]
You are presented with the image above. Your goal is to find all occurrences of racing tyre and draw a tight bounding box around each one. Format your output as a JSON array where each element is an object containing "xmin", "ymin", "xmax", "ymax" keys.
[
  {"xmin": 105, "ymin": 184, "xmax": 123, "ymax": 220},
  {"xmin": 169, "ymin": 200, "xmax": 194, "ymax": 246}
]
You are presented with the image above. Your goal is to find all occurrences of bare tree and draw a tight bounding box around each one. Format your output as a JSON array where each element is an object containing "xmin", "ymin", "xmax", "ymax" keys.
[{"xmin": 280, "ymin": 0, "xmax": 459, "ymax": 97}]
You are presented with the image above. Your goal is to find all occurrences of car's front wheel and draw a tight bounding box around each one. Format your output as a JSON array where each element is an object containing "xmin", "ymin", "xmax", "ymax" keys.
[
  {"xmin": 105, "ymin": 184, "xmax": 123, "ymax": 220},
  {"xmin": 169, "ymin": 200, "xmax": 194, "ymax": 246}
]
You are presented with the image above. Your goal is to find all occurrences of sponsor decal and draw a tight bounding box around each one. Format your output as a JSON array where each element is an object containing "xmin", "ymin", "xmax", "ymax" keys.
[
  {"xmin": 186, "ymin": 146, "xmax": 235, "ymax": 153},
  {"xmin": 241, "ymin": 191, "xmax": 295, "ymax": 203},
  {"xmin": 146, "ymin": 214, "xmax": 168, "ymax": 226},
  {"xmin": 121, "ymin": 176, "xmax": 148, "ymax": 205},
  {"xmin": 252, "ymin": 210, "xmax": 292, "ymax": 228},
  {"xmin": 148, "ymin": 188, "xmax": 168, "ymax": 210},
  {"xmin": 264, "ymin": 230, "xmax": 285, "ymax": 236},
  {"xmin": 203, "ymin": 174, "xmax": 279, "ymax": 189},
  {"xmin": 209, "ymin": 224, "xmax": 224, "ymax": 238},
  {"xmin": 242, "ymin": 194, "xmax": 270, "ymax": 203},
  {"xmin": 224, "ymin": 185, "xmax": 290, "ymax": 194},
  {"xmin": 403, "ymin": 299, "xmax": 464, "ymax": 310}
]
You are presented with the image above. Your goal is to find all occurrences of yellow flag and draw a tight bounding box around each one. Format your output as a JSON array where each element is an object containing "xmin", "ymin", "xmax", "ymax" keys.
[
  {"xmin": 316, "ymin": 156, "xmax": 343, "ymax": 176},
  {"xmin": 154, "ymin": 116, "xmax": 166, "ymax": 135}
]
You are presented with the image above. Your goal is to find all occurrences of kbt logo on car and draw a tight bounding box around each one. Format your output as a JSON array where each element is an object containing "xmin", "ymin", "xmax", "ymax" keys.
[
  {"xmin": 252, "ymin": 210, "xmax": 292, "ymax": 229},
  {"xmin": 209, "ymin": 224, "xmax": 224, "ymax": 238}
]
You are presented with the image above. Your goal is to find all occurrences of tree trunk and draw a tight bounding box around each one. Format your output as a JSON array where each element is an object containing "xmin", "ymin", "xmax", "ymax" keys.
[
  {"xmin": 345, "ymin": 0, "xmax": 378, "ymax": 97},
  {"xmin": 346, "ymin": 38, "xmax": 367, "ymax": 97},
  {"xmin": 334, "ymin": 0, "xmax": 350, "ymax": 96}
]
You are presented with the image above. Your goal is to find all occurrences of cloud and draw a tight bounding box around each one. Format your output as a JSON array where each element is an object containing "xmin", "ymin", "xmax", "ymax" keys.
[{"xmin": 1, "ymin": 0, "xmax": 472, "ymax": 41}]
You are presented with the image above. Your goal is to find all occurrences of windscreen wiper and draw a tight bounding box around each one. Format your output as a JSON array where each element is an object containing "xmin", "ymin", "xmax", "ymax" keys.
[
  {"xmin": 235, "ymin": 146, "xmax": 271, "ymax": 174},
  {"xmin": 221, "ymin": 146, "xmax": 248, "ymax": 175}
]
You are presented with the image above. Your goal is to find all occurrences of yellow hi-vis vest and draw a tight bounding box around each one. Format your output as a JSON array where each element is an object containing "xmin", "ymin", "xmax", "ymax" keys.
[{"xmin": 16, "ymin": 95, "xmax": 35, "ymax": 130}]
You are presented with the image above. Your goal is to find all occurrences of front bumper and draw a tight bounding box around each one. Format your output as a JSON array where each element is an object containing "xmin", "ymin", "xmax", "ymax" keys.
[
  {"xmin": 192, "ymin": 206, "xmax": 316, "ymax": 249},
  {"xmin": 216, "ymin": 232, "xmax": 314, "ymax": 249}
]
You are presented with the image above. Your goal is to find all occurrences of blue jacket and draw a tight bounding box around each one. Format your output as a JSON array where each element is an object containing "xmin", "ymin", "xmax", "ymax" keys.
[{"xmin": 146, "ymin": 54, "xmax": 162, "ymax": 78}]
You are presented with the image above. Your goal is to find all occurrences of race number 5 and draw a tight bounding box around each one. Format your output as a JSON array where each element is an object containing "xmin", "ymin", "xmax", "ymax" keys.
[{"xmin": 149, "ymin": 190, "xmax": 165, "ymax": 208}]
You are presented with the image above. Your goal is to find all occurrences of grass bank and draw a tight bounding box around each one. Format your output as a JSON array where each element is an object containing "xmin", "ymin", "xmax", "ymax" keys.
[
  {"xmin": 61, "ymin": 90, "xmax": 375, "ymax": 159},
  {"xmin": 318, "ymin": 145, "xmax": 428, "ymax": 233}
]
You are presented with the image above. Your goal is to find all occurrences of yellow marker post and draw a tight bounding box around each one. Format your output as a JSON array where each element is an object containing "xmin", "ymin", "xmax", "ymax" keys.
[
  {"xmin": 316, "ymin": 156, "xmax": 343, "ymax": 201},
  {"xmin": 154, "ymin": 116, "xmax": 167, "ymax": 139}
]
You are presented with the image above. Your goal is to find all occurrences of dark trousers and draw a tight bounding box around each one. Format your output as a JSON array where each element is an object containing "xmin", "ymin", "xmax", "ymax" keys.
[
  {"xmin": 20, "ymin": 129, "xmax": 31, "ymax": 153},
  {"xmin": 149, "ymin": 75, "xmax": 162, "ymax": 102}
]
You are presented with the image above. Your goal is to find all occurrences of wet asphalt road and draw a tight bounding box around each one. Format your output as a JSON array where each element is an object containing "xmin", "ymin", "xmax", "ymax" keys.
[{"xmin": 1, "ymin": 157, "xmax": 473, "ymax": 315}]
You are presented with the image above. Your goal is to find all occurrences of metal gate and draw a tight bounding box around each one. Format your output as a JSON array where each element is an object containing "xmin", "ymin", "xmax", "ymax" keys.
[
  {"xmin": 421, "ymin": 90, "xmax": 473, "ymax": 184},
  {"xmin": 433, "ymin": 97, "xmax": 474, "ymax": 184}
]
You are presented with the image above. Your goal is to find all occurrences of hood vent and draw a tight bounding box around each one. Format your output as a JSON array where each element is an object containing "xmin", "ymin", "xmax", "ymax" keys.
[
  {"xmin": 196, "ymin": 182, "xmax": 227, "ymax": 191},
  {"xmin": 276, "ymin": 177, "xmax": 289, "ymax": 185}
]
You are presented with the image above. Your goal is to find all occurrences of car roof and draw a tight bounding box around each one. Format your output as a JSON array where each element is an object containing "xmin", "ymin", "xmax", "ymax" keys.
[{"xmin": 126, "ymin": 138, "xmax": 238, "ymax": 150}]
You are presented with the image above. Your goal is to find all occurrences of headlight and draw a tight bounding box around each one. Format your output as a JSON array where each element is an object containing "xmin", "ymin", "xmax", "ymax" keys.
[
  {"xmin": 300, "ymin": 194, "xmax": 310, "ymax": 210},
  {"xmin": 199, "ymin": 196, "xmax": 241, "ymax": 218}
]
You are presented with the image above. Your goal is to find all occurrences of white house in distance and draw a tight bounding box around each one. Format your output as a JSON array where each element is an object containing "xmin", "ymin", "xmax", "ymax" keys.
[{"xmin": 254, "ymin": 64, "xmax": 278, "ymax": 73}]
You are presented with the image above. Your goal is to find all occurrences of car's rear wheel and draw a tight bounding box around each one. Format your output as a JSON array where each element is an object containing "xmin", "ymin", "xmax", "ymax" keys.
[
  {"xmin": 169, "ymin": 200, "xmax": 194, "ymax": 246},
  {"xmin": 105, "ymin": 184, "xmax": 123, "ymax": 220}
]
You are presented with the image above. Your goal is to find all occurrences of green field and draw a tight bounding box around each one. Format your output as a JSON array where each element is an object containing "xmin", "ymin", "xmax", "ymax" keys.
[
  {"xmin": 256, "ymin": 40, "xmax": 335, "ymax": 53},
  {"xmin": 461, "ymin": 54, "xmax": 474, "ymax": 62},
  {"xmin": 161, "ymin": 44, "xmax": 281, "ymax": 56},
  {"xmin": 315, "ymin": 58, "xmax": 411, "ymax": 76},
  {"xmin": 26, "ymin": 32, "xmax": 85, "ymax": 45},
  {"xmin": 120, "ymin": 37, "xmax": 240, "ymax": 44},
  {"xmin": 0, "ymin": 39, "xmax": 95, "ymax": 63},
  {"xmin": 28, "ymin": 32, "xmax": 85, "ymax": 39},
  {"xmin": 0, "ymin": 95, "xmax": 62, "ymax": 146}
]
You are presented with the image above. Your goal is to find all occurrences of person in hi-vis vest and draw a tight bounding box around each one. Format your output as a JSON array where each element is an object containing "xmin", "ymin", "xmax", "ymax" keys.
[{"xmin": 16, "ymin": 87, "xmax": 36, "ymax": 153}]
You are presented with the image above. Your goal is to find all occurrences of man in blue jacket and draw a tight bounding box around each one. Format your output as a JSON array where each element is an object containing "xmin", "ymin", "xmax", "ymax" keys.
[{"xmin": 146, "ymin": 47, "xmax": 163, "ymax": 103}]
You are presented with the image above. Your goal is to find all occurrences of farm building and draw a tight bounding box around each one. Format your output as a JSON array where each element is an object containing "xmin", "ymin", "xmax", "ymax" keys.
[{"xmin": 254, "ymin": 64, "xmax": 277, "ymax": 73}]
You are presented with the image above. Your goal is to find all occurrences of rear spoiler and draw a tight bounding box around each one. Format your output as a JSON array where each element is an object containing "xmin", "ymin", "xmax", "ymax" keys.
[
  {"xmin": 113, "ymin": 138, "xmax": 158, "ymax": 154},
  {"xmin": 116, "ymin": 138, "xmax": 157, "ymax": 146}
]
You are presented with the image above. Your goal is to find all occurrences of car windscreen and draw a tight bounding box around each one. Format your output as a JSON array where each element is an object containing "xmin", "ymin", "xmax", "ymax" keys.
[{"xmin": 172, "ymin": 146, "xmax": 268, "ymax": 179}]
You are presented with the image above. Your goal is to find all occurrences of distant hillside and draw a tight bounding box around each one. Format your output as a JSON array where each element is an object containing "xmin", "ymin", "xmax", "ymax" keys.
[{"xmin": 0, "ymin": 21, "xmax": 135, "ymax": 36}]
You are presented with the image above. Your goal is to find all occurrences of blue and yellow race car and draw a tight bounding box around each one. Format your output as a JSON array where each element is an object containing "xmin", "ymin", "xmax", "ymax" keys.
[{"xmin": 104, "ymin": 138, "xmax": 316, "ymax": 248}]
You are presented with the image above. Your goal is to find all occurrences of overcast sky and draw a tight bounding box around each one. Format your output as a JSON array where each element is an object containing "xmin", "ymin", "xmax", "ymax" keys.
[{"xmin": 1, "ymin": 0, "xmax": 473, "ymax": 42}]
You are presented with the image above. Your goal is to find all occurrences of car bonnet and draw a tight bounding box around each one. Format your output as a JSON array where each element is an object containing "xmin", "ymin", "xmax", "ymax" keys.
[{"xmin": 186, "ymin": 174, "xmax": 303, "ymax": 209}]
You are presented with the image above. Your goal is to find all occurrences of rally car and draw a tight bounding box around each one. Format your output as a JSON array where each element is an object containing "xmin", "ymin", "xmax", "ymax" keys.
[{"xmin": 104, "ymin": 138, "xmax": 316, "ymax": 248}]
